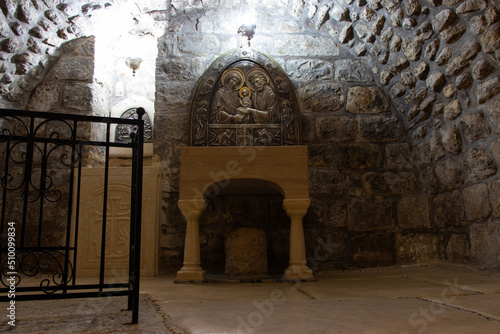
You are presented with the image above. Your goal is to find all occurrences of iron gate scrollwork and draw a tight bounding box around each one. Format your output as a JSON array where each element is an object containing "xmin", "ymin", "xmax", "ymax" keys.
[{"xmin": 0, "ymin": 108, "xmax": 144, "ymax": 324}]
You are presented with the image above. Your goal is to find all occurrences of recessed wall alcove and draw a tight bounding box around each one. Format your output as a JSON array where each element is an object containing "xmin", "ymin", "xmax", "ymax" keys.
[
  {"xmin": 200, "ymin": 179, "xmax": 290, "ymax": 277},
  {"xmin": 176, "ymin": 48, "xmax": 314, "ymax": 282}
]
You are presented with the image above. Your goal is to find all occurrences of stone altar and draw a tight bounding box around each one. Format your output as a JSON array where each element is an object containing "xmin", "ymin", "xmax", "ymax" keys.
[
  {"xmin": 176, "ymin": 48, "xmax": 313, "ymax": 281},
  {"xmin": 176, "ymin": 146, "xmax": 313, "ymax": 281}
]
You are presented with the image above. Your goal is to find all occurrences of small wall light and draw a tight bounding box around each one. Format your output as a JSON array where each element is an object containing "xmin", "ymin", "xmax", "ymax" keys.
[
  {"xmin": 238, "ymin": 10, "xmax": 256, "ymax": 47},
  {"xmin": 125, "ymin": 57, "xmax": 143, "ymax": 76}
]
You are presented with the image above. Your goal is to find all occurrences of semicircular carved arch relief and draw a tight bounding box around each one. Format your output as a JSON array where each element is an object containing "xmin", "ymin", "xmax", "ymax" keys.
[{"xmin": 190, "ymin": 48, "xmax": 301, "ymax": 147}]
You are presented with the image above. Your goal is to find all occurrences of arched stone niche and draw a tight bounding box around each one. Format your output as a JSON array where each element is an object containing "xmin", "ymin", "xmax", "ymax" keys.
[
  {"xmin": 177, "ymin": 49, "xmax": 313, "ymax": 282},
  {"xmin": 76, "ymin": 96, "xmax": 161, "ymax": 277}
]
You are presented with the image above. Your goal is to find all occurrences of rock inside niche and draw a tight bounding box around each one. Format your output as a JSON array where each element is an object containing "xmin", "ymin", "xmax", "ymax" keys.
[{"xmin": 225, "ymin": 227, "xmax": 268, "ymax": 278}]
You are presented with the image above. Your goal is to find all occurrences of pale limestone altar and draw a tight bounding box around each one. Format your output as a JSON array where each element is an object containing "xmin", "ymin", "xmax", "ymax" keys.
[
  {"xmin": 75, "ymin": 166, "xmax": 160, "ymax": 277},
  {"xmin": 176, "ymin": 146, "xmax": 313, "ymax": 281}
]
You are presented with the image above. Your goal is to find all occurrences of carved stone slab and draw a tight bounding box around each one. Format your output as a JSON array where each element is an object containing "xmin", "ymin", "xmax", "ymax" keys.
[{"xmin": 76, "ymin": 166, "xmax": 160, "ymax": 277}]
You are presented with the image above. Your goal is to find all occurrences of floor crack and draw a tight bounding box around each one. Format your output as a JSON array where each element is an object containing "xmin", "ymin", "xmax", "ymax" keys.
[
  {"xmin": 295, "ymin": 286, "xmax": 317, "ymax": 300},
  {"xmin": 417, "ymin": 297, "xmax": 500, "ymax": 323},
  {"xmin": 401, "ymin": 275, "xmax": 484, "ymax": 295}
]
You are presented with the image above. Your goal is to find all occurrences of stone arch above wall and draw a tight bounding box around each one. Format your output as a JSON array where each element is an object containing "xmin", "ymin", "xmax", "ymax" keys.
[{"xmin": 189, "ymin": 48, "xmax": 302, "ymax": 147}]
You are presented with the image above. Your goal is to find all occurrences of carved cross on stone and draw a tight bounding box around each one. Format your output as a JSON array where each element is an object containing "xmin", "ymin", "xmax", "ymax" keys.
[{"xmin": 237, "ymin": 127, "xmax": 252, "ymax": 146}]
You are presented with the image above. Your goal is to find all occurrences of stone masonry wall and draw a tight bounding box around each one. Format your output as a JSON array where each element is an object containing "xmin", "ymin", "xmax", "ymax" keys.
[
  {"xmin": 0, "ymin": 1, "xmax": 112, "ymax": 148},
  {"xmin": 0, "ymin": 0, "xmax": 89, "ymax": 108},
  {"xmin": 1, "ymin": 0, "xmax": 499, "ymax": 273},
  {"xmin": 26, "ymin": 37, "xmax": 97, "ymax": 115},
  {"xmin": 154, "ymin": 0, "xmax": 500, "ymax": 274},
  {"xmin": 25, "ymin": 36, "xmax": 111, "ymax": 166}
]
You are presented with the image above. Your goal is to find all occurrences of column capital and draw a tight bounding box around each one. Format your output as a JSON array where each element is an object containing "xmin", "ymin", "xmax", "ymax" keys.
[
  {"xmin": 282, "ymin": 198, "xmax": 310, "ymax": 217},
  {"xmin": 178, "ymin": 199, "xmax": 207, "ymax": 219}
]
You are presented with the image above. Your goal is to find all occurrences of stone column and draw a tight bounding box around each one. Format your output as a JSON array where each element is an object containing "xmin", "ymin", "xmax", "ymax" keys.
[
  {"xmin": 176, "ymin": 199, "xmax": 207, "ymax": 281},
  {"xmin": 282, "ymin": 198, "xmax": 313, "ymax": 280}
]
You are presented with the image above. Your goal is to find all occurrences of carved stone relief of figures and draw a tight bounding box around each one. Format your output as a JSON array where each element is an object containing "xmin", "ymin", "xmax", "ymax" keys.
[
  {"xmin": 239, "ymin": 87, "xmax": 252, "ymax": 108},
  {"xmin": 200, "ymin": 76, "xmax": 216, "ymax": 96},
  {"xmin": 193, "ymin": 99, "xmax": 209, "ymax": 146},
  {"xmin": 274, "ymin": 75, "xmax": 290, "ymax": 95},
  {"xmin": 190, "ymin": 48, "xmax": 302, "ymax": 147},
  {"xmin": 244, "ymin": 68, "xmax": 279, "ymax": 124},
  {"xmin": 212, "ymin": 68, "xmax": 246, "ymax": 124},
  {"xmin": 281, "ymin": 99, "xmax": 297, "ymax": 145},
  {"xmin": 254, "ymin": 128, "xmax": 281, "ymax": 146},
  {"xmin": 209, "ymin": 129, "xmax": 235, "ymax": 146},
  {"xmin": 211, "ymin": 67, "xmax": 279, "ymax": 125}
]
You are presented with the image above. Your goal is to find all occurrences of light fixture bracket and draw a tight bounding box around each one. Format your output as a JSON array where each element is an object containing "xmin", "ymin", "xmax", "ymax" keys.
[
  {"xmin": 238, "ymin": 23, "xmax": 256, "ymax": 47},
  {"xmin": 125, "ymin": 57, "xmax": 143, "ymax": 77}
]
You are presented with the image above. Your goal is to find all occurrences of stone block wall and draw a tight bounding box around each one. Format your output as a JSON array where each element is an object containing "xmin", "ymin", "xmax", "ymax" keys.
[
  {"xmin": 26, "ymin": 37, "xmax": 98, "ymax": 115},
  {"xmin": 153, "ymin": 0, "xmax": 500, "ymax": 273},
  {"xmin": 25, "ymin": 36, "xmax": 110, "ymax": 165},
  {"xmin": 1, "ymin": 0, "xmax": 499, "ymax": 273},
  {"xmin": 0, "ymin": 0, "xmax": 88, "ymax": 108}
]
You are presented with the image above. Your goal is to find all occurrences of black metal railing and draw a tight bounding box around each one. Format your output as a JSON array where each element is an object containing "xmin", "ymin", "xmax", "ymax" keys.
[{"xmin": 0, "ymin": 108, "xmax": 144, "ymax": 323}]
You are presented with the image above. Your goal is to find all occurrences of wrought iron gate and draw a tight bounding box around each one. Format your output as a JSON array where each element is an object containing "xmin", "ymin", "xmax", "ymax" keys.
[{"xmin": 0, "ymin": 108, "xmax": 144, "ymax": 323}]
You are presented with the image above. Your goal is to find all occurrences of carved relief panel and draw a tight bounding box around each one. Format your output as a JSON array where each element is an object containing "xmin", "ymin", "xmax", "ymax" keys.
[
  {"xmin": 191, "ymin": 49, "xmax": 301, "ymax": 146},
  {"xmin": 114, "ymin": 107, "xmax": 153, "ymax": 143},
  {"xmin": 76, "ymin": 167, "xmax": 160, "ymax": 277}
]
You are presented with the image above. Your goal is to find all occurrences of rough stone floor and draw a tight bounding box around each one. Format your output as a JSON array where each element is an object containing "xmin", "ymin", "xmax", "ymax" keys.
[{"xmin": 2, "ymin": 264, "xmax": 500, "ymax": 333}]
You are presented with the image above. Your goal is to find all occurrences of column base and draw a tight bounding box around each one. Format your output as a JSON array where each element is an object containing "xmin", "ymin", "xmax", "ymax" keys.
[
  {"xmin": 176, "ymin": 266, "xmax": 206, "ymax": 282},
  {"xmin": 284, "ymin": 264, "xmax": 314, "ymax": 281}
]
